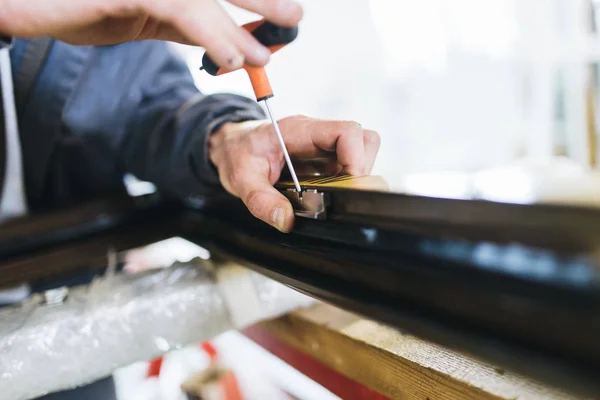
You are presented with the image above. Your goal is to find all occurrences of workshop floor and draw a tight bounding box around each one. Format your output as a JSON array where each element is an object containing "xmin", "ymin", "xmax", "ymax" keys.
[{"xmin": 113, "ymin": 330, "xmax": 340, "ymax": 400}]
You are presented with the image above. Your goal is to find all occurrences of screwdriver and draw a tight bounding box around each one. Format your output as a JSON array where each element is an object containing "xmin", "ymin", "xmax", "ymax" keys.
[{"xmin": 200, "ymin": 19, "xmax": 303, "ymax": 196}]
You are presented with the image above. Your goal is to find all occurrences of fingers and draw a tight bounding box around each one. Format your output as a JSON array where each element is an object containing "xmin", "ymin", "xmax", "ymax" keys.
[
  {"xmin": 153, "ymin": 0, "xmax": 303, "ymax": 68},
  {"xmin": 335, "ymin": 122, "xmax": 367, "ymax": 175},
  {"xmin": 211, "ymin": 118, "xmax": 379, "ymax": 233},
  {"xmin": 146, "ymin": 0, "xmax": 271, "ymax": 68},
  {"xmin": 280, "ymin": 118, "xmax": 367, "ymax": 176},
  {"xmin": 227, "ymin": 0, "xmax": 303, "ymax": 27},
  {"xmin": 239, "ymin": 173, "xmax": 295, "ymax": 232},
  {"xmin": 363, "ymin": 129, "xmax": 381, "ymax": 174},
  {"xmin": 210, "ymin": 121, "xmax": 295, "ymax": 232}
]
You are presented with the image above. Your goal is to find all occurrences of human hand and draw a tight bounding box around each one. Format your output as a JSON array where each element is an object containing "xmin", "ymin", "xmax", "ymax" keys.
[
  {"xmin": 209, "ymin": 116, "xmax": 380, "ymax": 232},
  {"xmin": 0, "ymin": 0, "xmax": 302, "ymax": 69}
]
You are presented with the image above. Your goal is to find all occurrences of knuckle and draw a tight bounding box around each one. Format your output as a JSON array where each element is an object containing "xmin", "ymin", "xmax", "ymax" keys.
[
  {"xmin": 278, "ymin": 114, "xmax": 309, "ymax": 131},
  {"xmin": 244, "ymin": 189, "xmax": 263, "ymax": 215},
  {"xmin": 364, "ymin": 130, "xmax": 381, "ymax": 147},
  {"xmin": 341, "ymin": 121, "xmax": 363, "ymax": 134}
]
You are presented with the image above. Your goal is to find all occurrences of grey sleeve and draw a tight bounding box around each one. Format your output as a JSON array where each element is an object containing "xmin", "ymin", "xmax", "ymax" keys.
[{"xmin": 121, "ymin": 44, "xmax": 266, "ymax": 198}]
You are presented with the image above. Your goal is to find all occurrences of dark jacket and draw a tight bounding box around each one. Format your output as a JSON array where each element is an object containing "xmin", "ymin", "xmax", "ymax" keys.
[{"xmin": 9, "ymin": 39, "xmax": 265, "ymax": 211}]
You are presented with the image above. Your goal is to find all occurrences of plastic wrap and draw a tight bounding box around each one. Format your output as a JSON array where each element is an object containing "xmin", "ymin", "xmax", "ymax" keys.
[{"xmin": 0, "ymin": 258, "xmax": 314, "ymax": 400}]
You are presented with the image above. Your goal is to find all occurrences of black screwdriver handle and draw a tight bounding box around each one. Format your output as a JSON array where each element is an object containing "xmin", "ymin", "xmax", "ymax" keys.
[{"xmin": 201, "ymin": 20, "xmax": 299, "ymax": 76}]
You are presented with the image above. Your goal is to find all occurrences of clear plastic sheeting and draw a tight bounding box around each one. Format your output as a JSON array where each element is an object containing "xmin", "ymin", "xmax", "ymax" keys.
[{"xmin": 0, "ymin": 258, "xmax": 314, "ymax": 400}]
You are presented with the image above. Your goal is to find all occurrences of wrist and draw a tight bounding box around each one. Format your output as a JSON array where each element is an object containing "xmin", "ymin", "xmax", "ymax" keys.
[
  {"xmin": 208, "ymin": 120, "xmax": 269, "ymax": 168},
  {"xmin": 208, "ymin": 122, "xmax": 232, "ymax": 169}
]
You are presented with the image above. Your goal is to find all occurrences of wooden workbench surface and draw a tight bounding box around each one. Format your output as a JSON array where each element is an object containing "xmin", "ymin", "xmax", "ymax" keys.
[{"xmin": 250, "ymin": 303, "xmax": 580, "ymax": 400}]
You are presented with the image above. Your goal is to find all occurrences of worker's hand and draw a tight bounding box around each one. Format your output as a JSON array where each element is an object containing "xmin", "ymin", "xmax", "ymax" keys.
[
  {"xmin": 0, "ymin": 0, "xmax": 302, "ymax": 69},
  {"xmin": 209, "ymin": 116, "xmax": 380, "ymax": 232}
]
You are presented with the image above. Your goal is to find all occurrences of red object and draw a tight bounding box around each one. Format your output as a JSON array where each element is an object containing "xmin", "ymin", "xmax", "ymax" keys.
[
  {"xmin": 222, "ymin": 370, "xmax": 245, "ymax": 400},
  {"xmin": 146, "ymin": 340, "xmax": 246, "ymax": 400},
  {"xmin": 244, "ymin": 326, "xmax": 391, "ymax": 400},
  {"xmin": 200, "ymin": 341, "xmax": 245, "ymax": 400},
  {"xmin": 201, "ymin": 341, "xmax": 219, "ymax": 362},
  {"xmin": 146, "ymin": 356, "xmax": 164, "ymax": 378}
]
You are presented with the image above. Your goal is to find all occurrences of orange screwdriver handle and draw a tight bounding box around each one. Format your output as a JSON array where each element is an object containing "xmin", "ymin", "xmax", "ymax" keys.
[{"xmin": 200, "ymin": 20, "xmax": 298, "ymax": 101}]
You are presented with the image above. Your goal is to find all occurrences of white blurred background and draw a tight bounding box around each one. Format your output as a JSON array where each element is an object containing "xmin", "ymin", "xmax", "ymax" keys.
[{"xmin": 173, "ymin": 0, "xmax": 600, "ymax": 182}]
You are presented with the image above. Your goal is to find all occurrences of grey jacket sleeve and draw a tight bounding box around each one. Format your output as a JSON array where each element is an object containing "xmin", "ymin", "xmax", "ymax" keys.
[
  {"xmin": 11, "ymin": 39, "xmax": 266, "ymax": 210},
  {"xmin": 119, "ymin": 43, "xmax": 266, "ymax": 198}
]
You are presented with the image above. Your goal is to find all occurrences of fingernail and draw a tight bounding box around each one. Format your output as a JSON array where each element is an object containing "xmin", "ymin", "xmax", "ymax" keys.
[
  {"xmin": 227, "ymin": 54, "xmax": 245, "ymax": 70},
  {"xmin": 253, "ymin": 45, "xmax": 271, "ymax": 64},
  {"xmin": 271, "ymin": 206, "xmax": 286, "ymax": 231}
]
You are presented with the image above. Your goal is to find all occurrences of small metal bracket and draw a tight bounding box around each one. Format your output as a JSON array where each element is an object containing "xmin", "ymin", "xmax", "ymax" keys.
[{"xmin": 282, "ymin": 189, "xmax": 329, "ymax": 220}]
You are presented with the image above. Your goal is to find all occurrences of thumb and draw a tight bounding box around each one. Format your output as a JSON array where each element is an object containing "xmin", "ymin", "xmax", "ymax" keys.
[{"xmin": 240, "ymin": 175, "xmax": 295, "ymax": 233}]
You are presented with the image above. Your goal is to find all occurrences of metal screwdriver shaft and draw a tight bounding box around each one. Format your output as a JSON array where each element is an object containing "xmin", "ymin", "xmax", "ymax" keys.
[
  {"xmin": 199, "ymin": 20, "xmax": 302, "ymax": 196},
  {"xmin": 263, "ymin": 98, "xmax": 302, "ymax": 195}
]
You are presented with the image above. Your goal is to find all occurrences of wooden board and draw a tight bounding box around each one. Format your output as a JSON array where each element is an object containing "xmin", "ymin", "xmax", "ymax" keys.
[{"xmin": 251, "ymin": 303, "xmax": 580, "ymax": 400}]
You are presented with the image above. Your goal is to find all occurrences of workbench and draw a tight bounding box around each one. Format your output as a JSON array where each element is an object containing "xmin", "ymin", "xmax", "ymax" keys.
[{"xmin": 244, "ymin": 304, "xmax": 580, "ymax": 400}]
